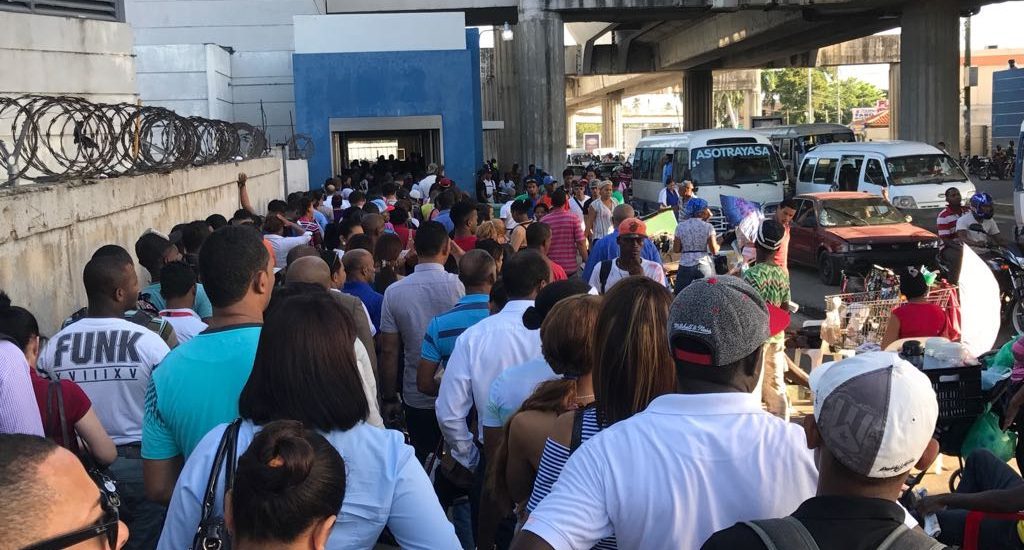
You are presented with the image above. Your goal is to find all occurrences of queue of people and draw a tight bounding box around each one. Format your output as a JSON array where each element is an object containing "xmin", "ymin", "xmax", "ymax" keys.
[{"xmin": 0, "ymin": 157, "xmax": 968, "ymax": 550}]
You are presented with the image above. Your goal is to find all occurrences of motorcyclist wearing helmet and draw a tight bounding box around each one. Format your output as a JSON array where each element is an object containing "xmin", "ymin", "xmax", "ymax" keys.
[{"xmin": 956, "ymin": 192, "xmax": 1001, "ymax": 248}]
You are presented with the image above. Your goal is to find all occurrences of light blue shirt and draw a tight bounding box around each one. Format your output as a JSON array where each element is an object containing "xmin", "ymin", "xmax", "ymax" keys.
[
  {"xmin": 435, "ymin": 210, "xmax": 455, "ymax": 234},
  {"xmin": 313, "ymin": 209, "xmax": 329, "ymax": 233},
  {"xmin": 157, "ymin": 420, "xmax": 461, "ymax": 550},
  {"xmin": 142, "ymin": 282, "xmax": 214, "ymax": 319}
]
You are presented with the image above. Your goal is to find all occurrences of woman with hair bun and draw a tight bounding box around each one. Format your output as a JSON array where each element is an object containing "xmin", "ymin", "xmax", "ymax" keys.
[
  {"xmin": 227, "ymin": 420, "xmax": 346, "ymax": 550},
  {"xmin": 159, "ymin": 292, "xmax": 459, "ymax": 549}
]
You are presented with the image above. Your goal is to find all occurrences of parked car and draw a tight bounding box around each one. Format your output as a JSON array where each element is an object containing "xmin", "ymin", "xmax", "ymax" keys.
[{"xmin": 788, "ymin": 192, "xmax": 941, "ymax": 285}]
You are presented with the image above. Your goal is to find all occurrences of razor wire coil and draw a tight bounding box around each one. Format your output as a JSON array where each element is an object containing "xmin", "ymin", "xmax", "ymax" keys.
[{"xmin": 0, "ymin": 95, "xmax": 270, "ymax": 184}]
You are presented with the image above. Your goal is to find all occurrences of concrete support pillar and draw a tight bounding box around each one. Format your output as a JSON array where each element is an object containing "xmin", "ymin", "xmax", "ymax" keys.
[
  {"xmin": 516, "ymin": 1, "xmax": 566, "ymax": 175},
  {"xmin": 898, "ymin": 0, "xmax": 959, "ymax": 148},
  {"xmin": 682, "ymin": 69, "xmax": 714, "ymax": 131},
  {"xmin": 888, "ymin": 62, "xmax": 900, "ymax": 140},
  {"xmin": 601, "ymin": 91, "xmax": 623, "ymax": 151},
  {"xmin": 493, "ymin": 27, "xmax": 521, "ymax": 170}
]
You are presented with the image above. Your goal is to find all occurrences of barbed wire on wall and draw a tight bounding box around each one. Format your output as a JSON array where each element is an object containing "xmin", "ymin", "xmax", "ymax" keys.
[{"xmin": 0, "ymin": 95, "xmax": 269, "ymax": 186}]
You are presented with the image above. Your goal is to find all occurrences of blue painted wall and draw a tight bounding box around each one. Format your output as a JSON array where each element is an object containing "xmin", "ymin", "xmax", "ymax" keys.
[
  {"xmin": 293, "ymin": 29, "xmax": 483, "ymax": 191},
  {"xmin": 992, "ymin": 68, "xmax": 1024, "ymax": 148}
]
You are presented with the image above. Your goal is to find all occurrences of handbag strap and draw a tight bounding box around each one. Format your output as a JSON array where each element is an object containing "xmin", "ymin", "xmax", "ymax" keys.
[
  {"xmin": 224, "ymin": 420, "xmax": 241, "ymax": 496},
  {"xmin": 569, "ymin": 406, "xmax": 589, "ymax": 454},
  {"xmin": 197, "ymin": 419, "xmax": 243, "ymax": 525},
  {"xmin": 46, "ymin": 379, "xmax": 71, "ymax": 450}
]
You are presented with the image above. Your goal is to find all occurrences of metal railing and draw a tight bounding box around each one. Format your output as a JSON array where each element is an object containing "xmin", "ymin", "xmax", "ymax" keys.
[{"xmin": 0, "ymin": 95, "xmax": 269, "ymax": 186}]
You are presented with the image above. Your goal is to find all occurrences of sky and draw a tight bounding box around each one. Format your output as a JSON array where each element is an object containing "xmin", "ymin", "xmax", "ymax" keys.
[{"xmin": 842, "ymin": 1, "xmax": 1024, "ymax": 90}]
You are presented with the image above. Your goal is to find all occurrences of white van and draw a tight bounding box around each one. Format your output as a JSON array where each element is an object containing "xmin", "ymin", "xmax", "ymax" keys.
[
  {"xmin": 795, "ymin": 141, "xmax": 975, "ymax": 211},
  {"xmin": 752, "ymin": 123, "xmax": 856, "ymax": 182},
  {"xmin": 631, "ymin": 130, "xmax": 787, "ymax": 223}
]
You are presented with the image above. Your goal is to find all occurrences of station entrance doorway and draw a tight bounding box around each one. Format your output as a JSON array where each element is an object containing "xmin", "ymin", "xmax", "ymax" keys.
[{"xmin": 330, "ymin": 115, "xmax": 443, "ymax": 174}]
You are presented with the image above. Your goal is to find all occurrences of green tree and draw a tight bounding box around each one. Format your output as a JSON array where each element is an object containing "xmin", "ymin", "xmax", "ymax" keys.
[
  {"xmin": 761, "ymin": 68, "xmax": 885, "ymax": 125},
  {"xmin": 714, "ymin": 90, "xmax": 745, "ymax": 128}
]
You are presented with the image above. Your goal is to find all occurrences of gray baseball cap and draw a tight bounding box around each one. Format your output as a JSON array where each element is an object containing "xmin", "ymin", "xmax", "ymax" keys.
[
  {"xmin": 811, "ymin": 352, "xmax": 938, "ymax": 478},
  {"xmin": 668, "ymin": 276, "xmax": 785, "ymax": 366}
]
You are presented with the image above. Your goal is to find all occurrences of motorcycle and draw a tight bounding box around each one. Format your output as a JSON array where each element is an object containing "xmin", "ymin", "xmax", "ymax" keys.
[
  {"xmin": 939, "ymin": 226, "xmax": 1024, "ymax": 333},
  {"xmin": 967, "ymin": 155, "xmax": 989, "ymax": 177},
  {"xmin": 989, "ymin": 156, "xmax": 1011, "ymax": 180}
]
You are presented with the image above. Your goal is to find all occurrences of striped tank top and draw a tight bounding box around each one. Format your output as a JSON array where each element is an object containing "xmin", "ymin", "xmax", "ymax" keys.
[{"xmin": 527, "ymin": 407, "xmax": 617, "ymax": 550}]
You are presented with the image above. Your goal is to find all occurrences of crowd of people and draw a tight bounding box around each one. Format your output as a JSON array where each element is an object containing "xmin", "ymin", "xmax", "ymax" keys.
[{"xmin": 0, "ymin": 157, "xmax": 1018, "ymax": 550}]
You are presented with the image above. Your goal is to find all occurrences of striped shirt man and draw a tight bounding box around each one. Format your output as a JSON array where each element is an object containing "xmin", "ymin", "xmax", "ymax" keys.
[
  {"xmin": 936, "ymin": 205, "xmax": 966, "ymax": 239},
  {"xmin": 542, "ymin": 209, "xmax": 587, "ymax": 275},
  {"xmin": 421, "ymin": 293, "xmax": 491, "ymax": 367}
]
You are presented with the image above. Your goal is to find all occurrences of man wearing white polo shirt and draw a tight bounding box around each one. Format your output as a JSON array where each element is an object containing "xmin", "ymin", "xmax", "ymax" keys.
[
  {"xmin": 512, "ymin": 276, "xmax": 817, "ymax": 550},
  {"xmin": 437, "ymin": 250, "xmax": 550, "ymax": 550}
]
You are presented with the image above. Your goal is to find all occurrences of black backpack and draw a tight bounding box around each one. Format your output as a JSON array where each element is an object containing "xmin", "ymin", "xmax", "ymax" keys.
[{"xmin": 743, "ymin": 517, "xmax": 948, "ymax": 550}]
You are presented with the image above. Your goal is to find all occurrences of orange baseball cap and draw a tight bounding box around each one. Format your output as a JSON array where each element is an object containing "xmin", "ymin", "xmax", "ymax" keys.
[{"xmin": 618, "ymin": 217, "xmax": 647, "ymax": 238}]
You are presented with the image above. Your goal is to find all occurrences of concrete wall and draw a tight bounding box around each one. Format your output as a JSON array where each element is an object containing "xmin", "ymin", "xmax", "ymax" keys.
[
  {"xmin": 135, "ymin": 44, "xmax": 234, "ymax": 118},
  {"xmin": 293, "ymin": 27, "xmax": 483, "ymax": 190},
  {"xmin": 0, "ymin": 157, "xmax": 283, "ymax": 335},
  {"xmin": 125, "ymin": 0, "xmax": 328, "ymax": 145},
  {"xmin": 0, "ymin": 11, "xmax": 137, "ymax": 103}
]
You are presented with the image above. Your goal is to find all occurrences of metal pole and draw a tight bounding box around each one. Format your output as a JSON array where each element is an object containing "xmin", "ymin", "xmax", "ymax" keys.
[
  {"xmin": 836, "ymin": 70, "xmax": 842, "ymax": 124},
  {"xmin": 964, "ymin": 16, "xmax": 972, "ymax": 158},
  {"xmin": 280, "ymin": 144, "xmax": 289, "ymax": 197},
  {"xmin": 806, "ymin": 68, "xmax": 815, "ymax": 123}
]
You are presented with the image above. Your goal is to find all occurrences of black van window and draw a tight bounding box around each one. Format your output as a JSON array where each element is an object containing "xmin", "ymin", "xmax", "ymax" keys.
[
  {"xmin": 673, "ymin": 148, "xmax": 689, "ymax": 182},
  {"xmin": 779, "ymin": 139, "xmax": 792, "ymax": 160},
  {"xmin": 812, "ymin": 158, "xmax": 838, "ymax": 184},
  {"xmin": 798, "ymin": 158, "xmax": 815, "ymax": 182},
  {"xmin": 864, "ymin": 158, "xmax": 886, "ymax": 186}
]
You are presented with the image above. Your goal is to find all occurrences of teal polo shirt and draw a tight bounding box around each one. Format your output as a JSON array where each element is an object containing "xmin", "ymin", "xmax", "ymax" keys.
[{"xmin": 142, "ymin": 324, "xmax": 261, "ymax": 460}]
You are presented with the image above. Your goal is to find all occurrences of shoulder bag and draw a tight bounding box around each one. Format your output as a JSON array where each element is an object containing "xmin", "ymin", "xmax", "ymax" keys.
[{"xmin": 191, "ymin": 419, "xmax": 243, "ymax": 550}]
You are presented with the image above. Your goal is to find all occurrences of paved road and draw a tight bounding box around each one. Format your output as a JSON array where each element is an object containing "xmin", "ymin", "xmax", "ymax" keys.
[{"xmin": 789, "ymin": 177, "xmax": 1017, "ymax": 326}]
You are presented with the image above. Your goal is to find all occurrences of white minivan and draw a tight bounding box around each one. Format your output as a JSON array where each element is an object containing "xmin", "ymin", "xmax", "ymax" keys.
[
  {"xmin": 795, "ymin": 141, "xmax": 975, "ymax": 211},
  {"xmin": 631, "ymin": 130, "xmax": 787, "ymax": 226}
]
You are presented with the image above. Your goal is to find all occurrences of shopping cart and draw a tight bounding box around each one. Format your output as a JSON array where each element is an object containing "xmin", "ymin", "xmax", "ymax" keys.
[{"xmin": 821, "ymin": 285, "xmax": 958, "ymax": 351}]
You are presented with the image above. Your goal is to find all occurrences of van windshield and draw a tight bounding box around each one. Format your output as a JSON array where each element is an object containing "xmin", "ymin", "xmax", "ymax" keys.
[
  {"xmin": 690, "ymin": 144, "xmax": 781, "ymax": 186},
  {"xmin": 886, "ymin": 155, "xmax": 968, "ymax": 186}
]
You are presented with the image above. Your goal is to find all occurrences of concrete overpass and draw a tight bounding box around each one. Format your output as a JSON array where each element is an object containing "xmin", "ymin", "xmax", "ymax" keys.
[
  {"xmin": 330, "ymin": 0, "xmax": 999, "ymax": 177},
  {"xmin": 566, "ymin": 35, "xmax": 903, "ymax": 149}
]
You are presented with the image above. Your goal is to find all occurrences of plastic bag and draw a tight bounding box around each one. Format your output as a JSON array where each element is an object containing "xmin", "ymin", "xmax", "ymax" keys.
[
  {"xmin": 961, "ymin": 405, "xmax": 1018, "ymax": 462},
  {"xmin": 986, "ymin": 336, "xmax": 1020, "ymax": 375}
]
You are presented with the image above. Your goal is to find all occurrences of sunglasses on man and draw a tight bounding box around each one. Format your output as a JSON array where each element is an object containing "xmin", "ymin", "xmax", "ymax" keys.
[{"xmin": 22, "ymin": 492, "xmax": 120, "ymax": 550}]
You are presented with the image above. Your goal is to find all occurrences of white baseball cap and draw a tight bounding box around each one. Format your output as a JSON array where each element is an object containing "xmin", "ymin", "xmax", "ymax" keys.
[
  {"xmin": 810, "ymin": 351, "xmax": 938, "ymax": 478},
  {"xmin": 409, "ymin": 189, "xmax": 423, "ymax": 200}
]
